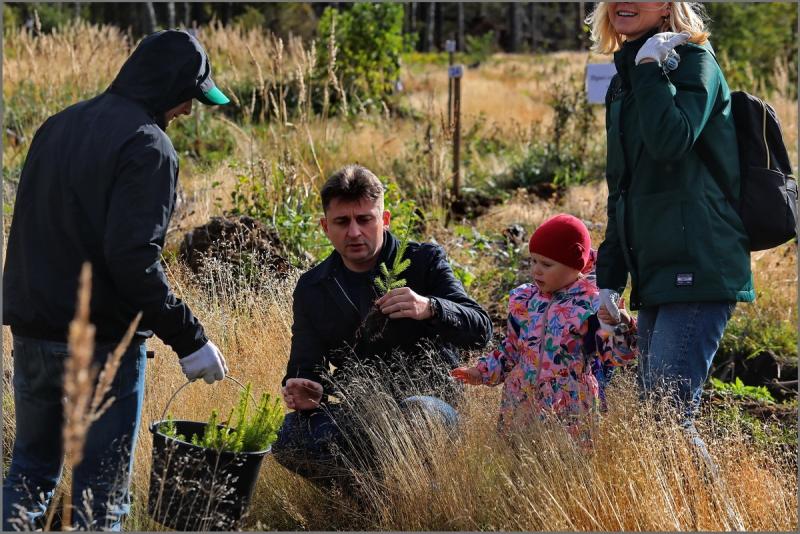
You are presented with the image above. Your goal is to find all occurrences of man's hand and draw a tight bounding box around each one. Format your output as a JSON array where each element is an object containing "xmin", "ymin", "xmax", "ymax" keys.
[
  {"xmin": 450, "ymin": 366, "xmax": 483, "ymax": 385},
  {"xmin": 635, "ymin": 31, "xmax": 691, "ymax": 66},
  {"xmin": 282, "ymin": 378, "xmax": 323, "ymax": 411},
  {"xmin": 376, "ymin": 287, "xmax": 432, "ymax": 320},
  {"xmin": 179, "ymin": 341, "xmax": 228, "ymax": 384}
]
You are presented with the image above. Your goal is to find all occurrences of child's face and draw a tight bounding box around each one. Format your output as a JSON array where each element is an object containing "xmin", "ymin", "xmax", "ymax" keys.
[{"xmin": 530, "ymin": 253, "xmax": 582, "ymax": 293}]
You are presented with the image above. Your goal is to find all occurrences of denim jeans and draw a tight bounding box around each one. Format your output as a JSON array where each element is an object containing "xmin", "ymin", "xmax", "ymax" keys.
[
  {"xmin": 272, "ymin": 395, "xmax": 458, "ymax": 491},
  {"xmin": 3, "ymin": 335, "xmax": 147, "ymax": 531},
  {"xmin": 636, "ymin": 301, "xmax": 735, "ymax": 423}
]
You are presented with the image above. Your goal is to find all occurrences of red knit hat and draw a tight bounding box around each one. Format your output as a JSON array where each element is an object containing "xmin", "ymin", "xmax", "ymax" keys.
[{"xmin": 528, "ymin": 214, "xmax": 591, "ymax": 271}]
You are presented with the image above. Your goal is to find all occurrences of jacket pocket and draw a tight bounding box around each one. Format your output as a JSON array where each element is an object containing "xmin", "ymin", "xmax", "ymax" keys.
[{"xmin": 628, "ymin": 192, "xmax": 689, "ymax": 266}]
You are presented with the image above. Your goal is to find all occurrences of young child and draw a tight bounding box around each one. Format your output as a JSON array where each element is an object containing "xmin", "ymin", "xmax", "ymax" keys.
[{"xmin": 451, "ymin": 214, "xmax": 637, "ymax": 439}]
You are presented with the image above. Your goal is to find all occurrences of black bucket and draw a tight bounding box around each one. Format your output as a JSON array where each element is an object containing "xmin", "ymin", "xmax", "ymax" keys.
[{"xmin": 147, "ymin": 419, "xmax": 270, "ymax": 531}]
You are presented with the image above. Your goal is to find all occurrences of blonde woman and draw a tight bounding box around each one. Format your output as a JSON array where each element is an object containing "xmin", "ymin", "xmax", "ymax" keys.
[{"xmin": 587, "ymin": 3, "xmax": 753, "ymax": 445}]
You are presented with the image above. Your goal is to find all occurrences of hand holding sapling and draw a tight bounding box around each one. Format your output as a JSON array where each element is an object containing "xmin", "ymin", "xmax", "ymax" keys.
[{"xmin": 376, "ymin": 287, "xmax": 432, "ymax": 320}]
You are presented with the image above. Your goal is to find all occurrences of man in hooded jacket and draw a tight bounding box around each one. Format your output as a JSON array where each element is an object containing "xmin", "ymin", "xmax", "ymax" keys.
[{"xmin": 3, "ymin": 30, "xmax": 230, "ymax": 531}]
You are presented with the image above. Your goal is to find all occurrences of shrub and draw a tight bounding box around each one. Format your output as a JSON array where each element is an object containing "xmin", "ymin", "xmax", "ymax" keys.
[
  {"xmin": 709, "ymin": 377, "xmax": 775, "ymax": 404},
  {"xmin": 500, "ymin": 75, "xmax": 604, "ymax": 194},
  {"xmin": 705, "ymin": 3, "xmax": 797, "ymax": 97},
  {"xmin": 169, "ymin": 110, "xmax": 235, "ymax": 164},
  {"xmin": 718, "ymin": 310, "xmax": 797, "ymax": 365},
  {"xmin": 227, "ymin": 156, "xmax": 331, "ymax": 267},
  {"xmin": 464, "ymin": 31, "xmax": 496, "ymax": 66},
  {"xmin": 317, "ymin": 3, "xmax": 407, "ymax": 110}
]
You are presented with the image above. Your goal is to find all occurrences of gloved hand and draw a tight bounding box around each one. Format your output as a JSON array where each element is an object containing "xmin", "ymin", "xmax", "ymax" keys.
[
  {"xmin": 599, "ymin": 289, "xmax": 621, "ymax": 333},
  {"xmin": 179, "ymin": 341, "xmax": 228, "ymax": 384},
  {"xmin": 635, "ymin": 31, "xmax": 691, "ymax": 66}
]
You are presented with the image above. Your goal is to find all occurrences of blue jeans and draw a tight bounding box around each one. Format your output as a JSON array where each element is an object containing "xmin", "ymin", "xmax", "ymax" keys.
[
  {"xmin": 3, "ymin": 335, "xmax": 147, "ymax": 531},
  {"xmin": 272, "ymin": 395, "xmax": 457, "ymax": 489},
  {"xmin": 636, "ymin": 301, "xmax": 735, "ymax": 423}
]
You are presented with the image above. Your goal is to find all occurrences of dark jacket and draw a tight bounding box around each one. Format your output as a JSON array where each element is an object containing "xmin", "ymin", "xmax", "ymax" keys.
[
  {"xmin": 597, "ymin": 31, "xmax": 754, "ymax": 309},
  {"xmin": 3, "ymin": 31, "xmax": 216, "ymax": 356},
  {"xmin": 283, "ymin": 230, "xmax": 493, "ymax": 401}
]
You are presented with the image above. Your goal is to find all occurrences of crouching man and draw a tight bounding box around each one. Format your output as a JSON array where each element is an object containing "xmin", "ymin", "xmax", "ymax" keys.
[{"xmin": 273, "ymin": 165, "xmax": 492, "ymax": 491}]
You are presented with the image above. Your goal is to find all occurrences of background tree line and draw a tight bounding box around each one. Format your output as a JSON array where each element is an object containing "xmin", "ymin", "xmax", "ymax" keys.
[{"xmin": 4, "ymin": 2, "xmax": 797, "ymax": 95}]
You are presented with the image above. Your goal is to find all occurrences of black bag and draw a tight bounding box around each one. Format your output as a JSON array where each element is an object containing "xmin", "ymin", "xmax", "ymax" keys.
[{"xmin": 725, "ymin": 91, "xmax": 797, "ymax": 251}]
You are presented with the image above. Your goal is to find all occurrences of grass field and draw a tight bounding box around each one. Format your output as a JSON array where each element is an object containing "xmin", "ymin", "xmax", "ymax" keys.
[{"xmin": 2, "ymin": 21, "xmax": 797, "ymax": 531}]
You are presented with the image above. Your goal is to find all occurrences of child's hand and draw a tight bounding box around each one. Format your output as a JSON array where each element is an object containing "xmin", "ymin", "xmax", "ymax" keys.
[
  {"xmin": 599, "ymin": 297, "xmax": 632, "ymax": 326},
  {"xmin": 450, "ymin": 366, "xmax": 483, "ymax": 385}
]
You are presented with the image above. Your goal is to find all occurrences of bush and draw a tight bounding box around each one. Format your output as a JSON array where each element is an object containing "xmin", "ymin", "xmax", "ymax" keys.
[
  {"xmin": 317, "ymin": 3, "xmax": 408, "ymax": 110},
  {"xmin": 503, "ymin": 77, "xmax": 604, "ymax": 193},
  {"xmin": 464, "ymin": 31, "xmax": 496, "ymax": 66},
  {"xmin": 169, "ymin": 110, "xmax": 235, "ymax": 165},
  {"xmin": 227, "ymin": 159, "xmax": 330, "ymax": 267},
  {"xmin": 705, "ymin": 3, "xmax": 797, "ymax": 97},
  {"xmin": 718, "ymin": 310, "xmax": 797, "ymax": 365}
]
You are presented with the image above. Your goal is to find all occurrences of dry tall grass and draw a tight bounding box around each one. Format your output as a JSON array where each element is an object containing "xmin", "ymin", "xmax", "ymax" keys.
[
  {"xmin": 3, "ymin": 227, "xmax": 796, "ymax": 532},
  {"xmin": 332, "ymin": 374, "xmax": 794, "ymax": 531},
  {"xmin": 2, "ymin": 20, "xmax": 797, "ymax": 532},
  {"xmin": 114, "ymin": 256, "xmax": 795, "ymax": 531}
]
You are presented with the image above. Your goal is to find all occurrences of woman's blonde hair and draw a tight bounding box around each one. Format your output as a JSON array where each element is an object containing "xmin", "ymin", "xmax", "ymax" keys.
[{"xmin": 587, "ymin": 2, "xmax": 710, "ymax": 54}]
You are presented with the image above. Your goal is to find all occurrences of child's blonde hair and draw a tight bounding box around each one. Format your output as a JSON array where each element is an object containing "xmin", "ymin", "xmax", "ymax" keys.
[{"xmin": 586, "ymin": 2, "xmax": 710, "ymax": 54}]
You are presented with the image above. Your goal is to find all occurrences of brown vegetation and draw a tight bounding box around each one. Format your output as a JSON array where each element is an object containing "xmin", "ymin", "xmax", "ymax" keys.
[{"xmin": 2, "ymin": 22, "xmax": 796, "ymax": 531}]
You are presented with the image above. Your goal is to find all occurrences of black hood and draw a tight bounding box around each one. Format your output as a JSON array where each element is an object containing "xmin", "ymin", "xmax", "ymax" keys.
[{"xmin": 108, "ymin": 30, "xmax": 220, "ymax": 120}]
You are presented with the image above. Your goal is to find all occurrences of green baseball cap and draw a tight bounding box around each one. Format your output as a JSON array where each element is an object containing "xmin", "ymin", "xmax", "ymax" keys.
[{"xmin": 196, "ymin": 73, "xmax": 230, "ymax": 106}]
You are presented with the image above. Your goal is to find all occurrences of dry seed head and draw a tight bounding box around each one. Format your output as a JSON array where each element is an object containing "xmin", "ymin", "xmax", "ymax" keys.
[
  {"xmin": 64, "ymin": 262, "xmax": 96, "ymax": 469},
  {"xmin": 89, "ymin": 311, "xmax": 143, "ymax": 421}
]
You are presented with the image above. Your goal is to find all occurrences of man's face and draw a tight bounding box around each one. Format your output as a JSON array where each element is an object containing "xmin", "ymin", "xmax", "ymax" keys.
[
  {"xmin": 164, "ymin": 99, "xmax": 193, "ymax": 128},
  {"xmin": 321, "ymin": 197, "xmax": 391, "ymax": 272}
]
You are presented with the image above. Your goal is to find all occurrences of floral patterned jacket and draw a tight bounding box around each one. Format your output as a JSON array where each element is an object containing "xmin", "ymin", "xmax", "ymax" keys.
[{"xmin": 476, "ymin": 250, "xmax": 638, "ymax": 431}]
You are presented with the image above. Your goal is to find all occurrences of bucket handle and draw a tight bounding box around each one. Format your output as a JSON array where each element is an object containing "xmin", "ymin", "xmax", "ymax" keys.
[{"xmin": 158, "ymin": 375, "xmax": 256, "ymax": 424}]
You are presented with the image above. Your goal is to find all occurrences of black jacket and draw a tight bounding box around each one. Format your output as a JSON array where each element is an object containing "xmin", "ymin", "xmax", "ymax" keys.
[
  {"xmin": 283, "ymin": 231, "xmax": 493, "ymax": 401},
  {"xmin": 3, "ymin": 30, "xmax": 215, "ymax": 357}
]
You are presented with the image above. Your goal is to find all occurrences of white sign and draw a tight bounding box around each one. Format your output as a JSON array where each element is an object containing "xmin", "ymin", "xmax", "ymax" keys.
[
  {"xmin": 585, "ymin": 63, "xmax": 618, "ymax": 104},
  {"xmin": 448, "ymin": 64, "xmax": 464, "ymax": 79},
  {"xmin": 445, "ymin": 40, "xmax": 456, "ymax": 53}
]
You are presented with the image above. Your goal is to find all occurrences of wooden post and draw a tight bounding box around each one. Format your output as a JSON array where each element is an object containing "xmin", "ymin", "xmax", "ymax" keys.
[
  {"xmin": 451, "ymin": 66, "xmax": 463, "ymax": 201},
  {"xmin": 446, "ymin": 39, "xmax": 456, "ymax": 126}
]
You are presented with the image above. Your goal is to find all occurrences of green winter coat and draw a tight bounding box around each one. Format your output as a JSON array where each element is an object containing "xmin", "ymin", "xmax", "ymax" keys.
[{"xmin": 596, "ymin": 31, "xmax": 755, "ymax": 310}]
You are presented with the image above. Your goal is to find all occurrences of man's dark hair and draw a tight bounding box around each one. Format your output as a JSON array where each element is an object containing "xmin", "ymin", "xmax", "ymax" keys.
[{"xmin": 321, "ymin": 165, "xmax": 385, "ymax": 213}]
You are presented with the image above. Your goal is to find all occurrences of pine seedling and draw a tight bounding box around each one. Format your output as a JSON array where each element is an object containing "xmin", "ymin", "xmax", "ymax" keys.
[
  {"xmin": 242, "ymin": 393, "xmax": 285, "ymax": 452},
  {"xmin": 177, "ymin": 383, "xmax": 284, "ymax": 453},
  {"xmin": 159, "ymin": 415, "xmax": 187, "ymax": 443},
  {"xmin": 374, "ymin": 224, "xmax": 412, "ymax": 296}
]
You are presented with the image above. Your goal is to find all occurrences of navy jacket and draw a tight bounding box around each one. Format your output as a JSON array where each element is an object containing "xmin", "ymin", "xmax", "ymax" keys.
[
  {"xmin": 283, "ymin": 231, "xmax": 492, "ymax": 401},
  {"xmin": 3, "ymin": 31, "xmax": 215, "ymax": 356}
]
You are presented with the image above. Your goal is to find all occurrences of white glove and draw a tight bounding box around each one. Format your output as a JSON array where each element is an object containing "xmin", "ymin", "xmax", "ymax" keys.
[
  {"xmin": 635, "ymin": 31, "xmax": 691, "ymax": 66},
  {"xmin": 599, "ymin": 289, "xmax": 621, "ymax": 333},
  {"xmin": 179, "ymin": 341, "xmax": 228, "ymax": 384}
]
